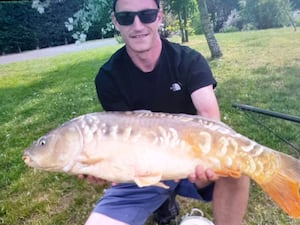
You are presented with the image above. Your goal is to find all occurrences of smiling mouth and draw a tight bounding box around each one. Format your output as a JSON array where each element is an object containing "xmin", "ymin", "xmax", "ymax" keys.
[{"xmin": 132, "ymin": 34, "xmax": 148, "ymax": 39}]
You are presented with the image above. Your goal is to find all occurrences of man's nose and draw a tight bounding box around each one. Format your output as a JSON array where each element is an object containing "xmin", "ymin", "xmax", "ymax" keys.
[{"xmin": 132, "ymin": 15, "xmax": 144, "ymax": 28}]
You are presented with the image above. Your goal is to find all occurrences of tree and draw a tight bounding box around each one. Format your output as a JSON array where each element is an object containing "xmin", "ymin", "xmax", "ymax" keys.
[
  {"xmin": 0, "ymin": 0, "xmax": 84, "ymax": 54},
  {"xmin": 33, "ymin": 0, "xmax": 113, "ymax": 43},
  {"xmin": 197, "ymin": 0, "xmax": 222, "ymax": 58},
  {"xmin": 239, "ymin": 0, "xmax": 293, "ymax": 30},
  {"xmin": 290, "ymin": 0, "xmax": 300, "ymax": 9},
  {"xmin": 206, "ymin": 0, "xmax": 239, "ymax": 32},
  {"xmin": 164, "ymin": 0, "xmax": 198, "ymax": 43},
  {"xmin": 29, "ymin": 0, "xmax": 224, "ymax": 58}
]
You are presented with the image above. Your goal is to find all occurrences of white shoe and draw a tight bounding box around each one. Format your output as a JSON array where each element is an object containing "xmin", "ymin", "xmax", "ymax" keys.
[{"xmin": 179, "ymin": 208, "xmax": 214, "ymax": 225}]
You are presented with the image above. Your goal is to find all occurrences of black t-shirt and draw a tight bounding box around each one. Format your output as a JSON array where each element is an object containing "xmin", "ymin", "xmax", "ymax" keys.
[{"xmin": 95, "ymin": 38, "xmax": 217, "ymax": 115}]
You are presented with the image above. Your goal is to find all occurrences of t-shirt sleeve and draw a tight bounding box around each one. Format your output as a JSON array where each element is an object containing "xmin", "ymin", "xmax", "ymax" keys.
[{"xmin": 181, "ymin": 49, "xmax": 217, "ymax": 94}]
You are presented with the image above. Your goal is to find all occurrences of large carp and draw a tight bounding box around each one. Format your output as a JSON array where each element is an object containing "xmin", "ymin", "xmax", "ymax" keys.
[{"xmin": 22, "ymin": 111, "xmax": 300, "ymax": 218}]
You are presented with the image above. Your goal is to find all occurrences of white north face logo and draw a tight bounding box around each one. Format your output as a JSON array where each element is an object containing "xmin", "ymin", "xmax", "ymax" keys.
[{"xmin": 170, "ymin": 83, "xmax": 182, "ymax": 92}]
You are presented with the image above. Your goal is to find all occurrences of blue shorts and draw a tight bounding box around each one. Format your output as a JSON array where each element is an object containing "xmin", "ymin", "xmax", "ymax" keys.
[{"xmin": 93, "ymin": 179, "xmax": 214, "ymax": 225}]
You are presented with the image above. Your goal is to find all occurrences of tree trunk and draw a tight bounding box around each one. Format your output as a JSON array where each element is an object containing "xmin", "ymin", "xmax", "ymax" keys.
[
  {"xmin": 178, "ymin": 12, "xmax": 185, "ymax": 43},
  {"xmin": 183, "ymin": 4, "xmax": 189, "ymax": 43},
  {"xmin": 197, "ymin": 0, "xmax": 222, "ymax": 58}
]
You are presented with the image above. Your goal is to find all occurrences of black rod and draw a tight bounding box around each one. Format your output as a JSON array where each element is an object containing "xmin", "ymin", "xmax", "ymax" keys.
[{"xmin": 232, "ymin": 103, "xmax": 300, "ymax": 124}]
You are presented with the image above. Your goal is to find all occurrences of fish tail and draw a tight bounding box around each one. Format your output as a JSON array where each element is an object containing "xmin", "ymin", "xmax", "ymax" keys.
[{"xmin": 257, "ymin": 152, "xmax": 300, "ymax": 218}]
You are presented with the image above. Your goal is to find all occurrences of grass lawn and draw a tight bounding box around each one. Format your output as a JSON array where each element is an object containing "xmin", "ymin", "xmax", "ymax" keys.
[{"xmin": 0, "ymin": 27, "xmax": 299, "ymax": 225}]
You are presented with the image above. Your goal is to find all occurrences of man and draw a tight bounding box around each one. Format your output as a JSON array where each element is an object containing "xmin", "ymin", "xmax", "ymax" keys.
[{"xmin": 84, "ymin": 0, "xmax": 250, "ymax": 224}]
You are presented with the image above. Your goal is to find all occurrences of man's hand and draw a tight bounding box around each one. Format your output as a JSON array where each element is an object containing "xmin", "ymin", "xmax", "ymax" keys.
[{"xmin": 188, "ymin": 165, "xmax": 219, "ymax": 188}]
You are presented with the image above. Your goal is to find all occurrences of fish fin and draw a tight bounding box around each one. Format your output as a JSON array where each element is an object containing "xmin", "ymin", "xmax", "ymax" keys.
[
  {"xmin": 214, "ymin": 169, "xmax": 241, "ymax": 178},
  {"xmin": 134, "ymin": 174, "xmax": 163, "ymax": 187},
  {"xmin": 154, "ymin": 182, "xmax": 170, "ymax": 189},
  {"xmin": 77, "ymin": 156, "xmax": 103, "ymax": 164},
  {"xmin": 256, "ymin": 152, "xmax": 300, "ymax": 218}
]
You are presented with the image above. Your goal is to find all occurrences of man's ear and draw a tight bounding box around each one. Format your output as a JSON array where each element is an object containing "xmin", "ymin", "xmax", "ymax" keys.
[
  {"xmin": 157, "ymin": 9, "xmax": 163, "ymax": 24},
  {"xmin": 111, "ymin": 13, "xmax": 120, "ymax": 32}
]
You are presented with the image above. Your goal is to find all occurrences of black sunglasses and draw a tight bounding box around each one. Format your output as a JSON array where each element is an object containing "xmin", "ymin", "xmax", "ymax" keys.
[{"xmin": 114, "ymin": 9, "xmax": 159, "ymax": 26}]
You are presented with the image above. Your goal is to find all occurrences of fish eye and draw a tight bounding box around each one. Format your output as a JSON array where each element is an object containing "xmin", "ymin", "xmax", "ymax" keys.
[{"xmin": 38, "ymin": 137, "xmax": 46, "ymax": 146}]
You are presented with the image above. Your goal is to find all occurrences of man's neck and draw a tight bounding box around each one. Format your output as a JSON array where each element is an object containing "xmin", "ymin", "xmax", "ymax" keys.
[{"xmin": 126, "ymin": 38, "xmax": 162, "ymax": 73}]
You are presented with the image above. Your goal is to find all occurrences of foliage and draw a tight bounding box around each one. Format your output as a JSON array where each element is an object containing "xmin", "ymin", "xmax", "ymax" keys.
[
  {"xmin": 32, "ymin": 0, "xmax": 51, "ymax": 14},
  {"xmin": 1, "ymin": 0, "xmax": 297, "ymax": 54},
  {"xmin": 206, "ymin": 0, "xmax": 240, "ymax": 32},
  {"xmin": 163, "ymin": 0, "xmax": 198, "ymax": 42},
  {"xmin": 32, "ymin": 0, "xmax": 114, "ymax": 43},
  {"xmin": 190, "ymin": 10, "xmax": 203, "ymax": 35},
  {"xmin": 239, "ymin": 0, "xmax": 293, "ymax": 29},
  {"xmin": 291, "ymin": 0, "xmax": 300, "ymax": 9},
  {"xmin": 241, "ymin": 23, "xmax": 257, "ymax": 31},
  {"xmin": 0, "ymin": 0, "xmax": 113, "ymax": 54},
  {"xmin": 221, "ymin": 25, "xmax": 240, "ymax": 33},
  {"xmin": 0, "ymin": 0, "xmax": 83, "ymax": 54},
  {"xmin": 64, "ymin": 0, "xmax": 114, "ymax": 43},
  {"xmin": 220, "ymin": 9, "xmax": 243, "ymax": 32},
  {"xmin": 219, "ymin": 0, "xmax": 295, "ymax": 32}
]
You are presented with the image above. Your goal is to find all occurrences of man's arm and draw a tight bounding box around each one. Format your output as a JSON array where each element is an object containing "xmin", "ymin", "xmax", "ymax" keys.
[
  {"xmin": 190, "ymin": 85, "xmax": 250, "ymax": 225},
  {"xmin": 191, "ymin": 85, "xmax": 220, "ymax": 120}
]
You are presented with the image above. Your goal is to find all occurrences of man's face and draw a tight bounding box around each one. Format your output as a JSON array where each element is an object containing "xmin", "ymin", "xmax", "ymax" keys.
[{"xmin": 112, "ymin": 0, "xmax": 162, "ymax": 53}]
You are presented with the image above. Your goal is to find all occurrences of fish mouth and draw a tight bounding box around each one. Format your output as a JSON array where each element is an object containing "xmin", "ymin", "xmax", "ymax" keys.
[
  {"xmin": 22, "ymin": 150, "xmax": 35, "ymax": 166},
  {"xmin": 22, "ymin": 154, "xmax": 32, "ymax": 165}
]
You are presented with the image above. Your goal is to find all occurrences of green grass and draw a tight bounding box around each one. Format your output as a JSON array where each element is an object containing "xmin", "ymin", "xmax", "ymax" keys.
[{"xmin": 1, "ymin": 28, "xmax": 300, "ymax": 225}]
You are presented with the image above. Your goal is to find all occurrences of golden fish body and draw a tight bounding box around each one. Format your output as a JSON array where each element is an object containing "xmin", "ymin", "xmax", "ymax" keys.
[{"xmin": 22, "ymin": 111, "xmax": 300, "ymax": 218}]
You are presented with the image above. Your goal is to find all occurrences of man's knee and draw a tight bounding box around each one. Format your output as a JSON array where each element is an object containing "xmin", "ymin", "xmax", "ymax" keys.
[{"xmin": 85, "ymin": 212, "xmax": 129, "ymax": 225}]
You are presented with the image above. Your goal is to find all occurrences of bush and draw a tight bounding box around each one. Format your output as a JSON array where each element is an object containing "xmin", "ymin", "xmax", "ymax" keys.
[
  {"xmin": 220, "ymin": 25, "xmax": 239, "ymax": 33},
  {"xmin": 240, "ymin": 0, "xmax": 292, "ymax": 30},
  {"xmin": 0, "ymin": 0, "xmax": 83, "ymax": 54},
  {"xmin": 242, "ymin": 23, "xmax": 257, "ymax": 31}
]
